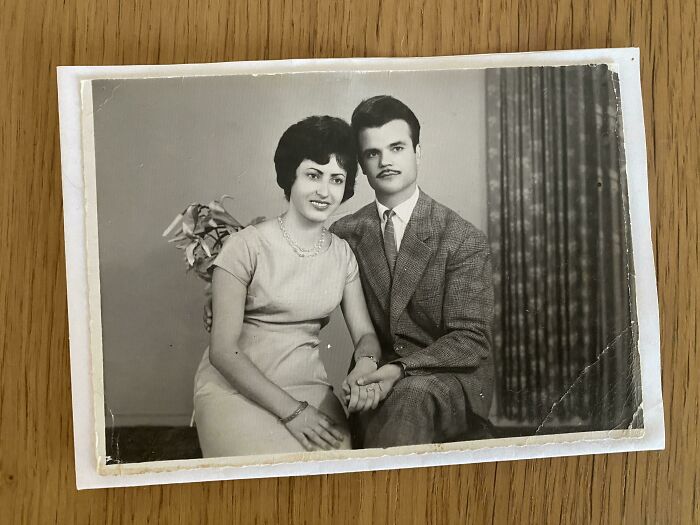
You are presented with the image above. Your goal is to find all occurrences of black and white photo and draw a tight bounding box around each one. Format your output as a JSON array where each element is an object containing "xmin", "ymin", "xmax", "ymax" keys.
[{"xmin": 57, "ymin": 49, "xmax": 663, "ymax": 489}]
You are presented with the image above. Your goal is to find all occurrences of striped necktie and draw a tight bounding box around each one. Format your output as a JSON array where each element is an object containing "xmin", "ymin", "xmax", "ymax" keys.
[{"xmin": 383, "ymin": 209, "xmax": 398, "ymax": 275}]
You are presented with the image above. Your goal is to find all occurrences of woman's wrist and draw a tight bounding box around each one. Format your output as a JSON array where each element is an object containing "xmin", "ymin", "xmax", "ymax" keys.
[
  {"xmin": 279, "ymin": 400, "xmax": 309, "ymax": 424},
  {"xmin": 355, "ymin": 354, "xmax": 378, "ymax": 366},
  {"xmin": 275, "ymin": 396, "xmax": 305, "ymax": 420},
  {"xmin": 353, "ymin": 334, "xmax": 381, "ymax": 365}
]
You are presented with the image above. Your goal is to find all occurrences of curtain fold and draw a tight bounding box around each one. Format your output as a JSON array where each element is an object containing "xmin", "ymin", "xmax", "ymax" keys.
[{"xmin": 486, "ymin": 65, "xmax": 642, "ymax": 431}]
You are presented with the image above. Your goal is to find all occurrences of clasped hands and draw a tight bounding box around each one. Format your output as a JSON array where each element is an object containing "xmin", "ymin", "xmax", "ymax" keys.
[
  {"xmin": 204, "ymin": 302, "xmax": 403, "ymax": 413},
  {"xmin": 341, "ymin": 358, "xmax": 404, "ymax": 413}
]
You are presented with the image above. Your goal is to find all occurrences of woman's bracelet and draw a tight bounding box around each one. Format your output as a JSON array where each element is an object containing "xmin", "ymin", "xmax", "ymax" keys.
[
  {"xmin": 279, "ymin": 401, "xmax": 309, "ymax": 424},
  {"xmin": 356, "ymin": 355, "xmax": 378, "ymax": 364}
]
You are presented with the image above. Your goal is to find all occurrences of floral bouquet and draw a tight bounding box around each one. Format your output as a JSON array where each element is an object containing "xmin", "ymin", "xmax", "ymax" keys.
[{"xmin": 162, "ymin": 195, "xmax": 264, "ymax": 286}]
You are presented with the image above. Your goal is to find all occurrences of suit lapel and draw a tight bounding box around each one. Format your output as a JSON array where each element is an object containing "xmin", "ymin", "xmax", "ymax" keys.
[
  {"xmin": 354, "ymin": 206, "xmax": 392, "ymax": 314},
  {"xmin": 390, "ymin": 191, "xmax": 434, "ymax": 329}
]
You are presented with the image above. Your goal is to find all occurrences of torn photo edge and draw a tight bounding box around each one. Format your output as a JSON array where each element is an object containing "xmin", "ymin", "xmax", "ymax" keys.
[{"xmin": 57, "ymin": 47, "xmax": 663, "ymax": 490}]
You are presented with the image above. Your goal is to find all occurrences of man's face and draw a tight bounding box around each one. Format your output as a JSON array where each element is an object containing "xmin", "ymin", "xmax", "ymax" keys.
[{"xmin": 357, "ymin": 119, "xmax": 420, "ymax": 203}]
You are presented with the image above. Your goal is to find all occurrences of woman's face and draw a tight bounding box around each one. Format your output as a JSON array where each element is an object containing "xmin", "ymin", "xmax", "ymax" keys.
[{"xmin": 289, "ymin": 154, "xmax": 347, "ymax": 223}]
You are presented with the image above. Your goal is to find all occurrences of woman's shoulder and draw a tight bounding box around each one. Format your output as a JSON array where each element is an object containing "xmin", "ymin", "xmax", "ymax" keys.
[
  {"xmin": 223, "ymin": 224, "xmax": 260, "ymax": 244},
  {"xmin": 213, "ymin": 225, "xmax": 263, "ymax": 279},
  {"xmin": 250, "ymin": 217, "xmax": 276, "ymax": 235},
  {"xmin": 219, "ymin": 224, "xmax": 268, "ymax": 258}
]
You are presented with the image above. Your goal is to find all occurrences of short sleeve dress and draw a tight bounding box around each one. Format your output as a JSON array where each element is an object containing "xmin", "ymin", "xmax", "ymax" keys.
[{"xmin": 193, "ymin": 225, "xmax": 358, "ymax": 457}]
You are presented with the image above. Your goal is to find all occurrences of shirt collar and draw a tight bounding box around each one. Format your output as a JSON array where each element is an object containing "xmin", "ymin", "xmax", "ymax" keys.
[{"xmin": 376, "ymin": 185, "xmax": 420, "ymax": 224}]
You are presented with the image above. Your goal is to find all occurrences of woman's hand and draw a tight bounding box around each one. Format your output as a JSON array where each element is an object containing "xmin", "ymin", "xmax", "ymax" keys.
[
  {"xmin": 344, "ymin": 383, "xmax": 384, "ymax": 413},
  {"xmin": 283, "ymin": 404, "xmax": 347, "ymax": 451},
  {"xmin": 344, "ymin": 364, "xmax": 404, "ymax": 413},
  {"xmin": 342, "ymin": 357, "xmax": 379, "ymax": 412}
]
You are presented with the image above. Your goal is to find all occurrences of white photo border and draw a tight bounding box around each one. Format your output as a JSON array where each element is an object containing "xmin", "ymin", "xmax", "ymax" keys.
[{"xmin": 57, "ymin": 48, "xmax": 663, "ymax": 489}]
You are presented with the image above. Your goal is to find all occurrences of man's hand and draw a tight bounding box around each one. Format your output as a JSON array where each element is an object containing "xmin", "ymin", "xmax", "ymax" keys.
[
  {"xmin": 344, "ymin": 363, "xmax": 404, "ymax": 413},
  {"xmin": 204, "ymin": 297, "xmax": 213, "ymax": 332},
  {"xmin": 342, "ymin": 357, "xmax": 378, "ymax": 413}
]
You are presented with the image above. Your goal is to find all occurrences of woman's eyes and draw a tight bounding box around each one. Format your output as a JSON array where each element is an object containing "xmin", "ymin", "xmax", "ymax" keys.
[{"xmin": 306, "ymin": 172, "xmax": 344, "ymax": 184}]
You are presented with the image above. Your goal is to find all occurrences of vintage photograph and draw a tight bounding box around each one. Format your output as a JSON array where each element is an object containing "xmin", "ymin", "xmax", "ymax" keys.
[{"xmin": 58, "ymin": 50, "xmax": 662, "ymax": 488}]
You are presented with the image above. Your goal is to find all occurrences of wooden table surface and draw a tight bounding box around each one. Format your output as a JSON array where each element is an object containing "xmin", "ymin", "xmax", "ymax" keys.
[{"xmin": 1, "ymin": 0, "xmax": 697, "ymax": 523}]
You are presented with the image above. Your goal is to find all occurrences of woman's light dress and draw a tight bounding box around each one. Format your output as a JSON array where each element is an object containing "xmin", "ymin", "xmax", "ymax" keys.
[{"xmin": 194, "ymin": 225, "xmax": 358, "ymax": 457}]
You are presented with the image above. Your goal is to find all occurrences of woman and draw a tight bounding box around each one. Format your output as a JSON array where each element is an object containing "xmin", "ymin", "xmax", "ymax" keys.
[{"xmin": 194, "ymin": 116, "xmax": 382, "ymax": 457}]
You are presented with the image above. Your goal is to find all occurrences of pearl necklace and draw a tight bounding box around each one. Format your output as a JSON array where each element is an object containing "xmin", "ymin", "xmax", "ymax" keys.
[{"xmin": 277, "ymin": 215, "xmax": 327, "ymax": 258}]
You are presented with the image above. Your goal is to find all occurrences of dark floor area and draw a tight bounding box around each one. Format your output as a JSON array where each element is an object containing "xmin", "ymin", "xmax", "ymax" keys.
[
  {"xmin": 105, "ymin": 424, "xmax": 595, "ymax": 464},
  {"xmin": 106, "ymin": 426, "xmax": 202, "ymax": 464}
]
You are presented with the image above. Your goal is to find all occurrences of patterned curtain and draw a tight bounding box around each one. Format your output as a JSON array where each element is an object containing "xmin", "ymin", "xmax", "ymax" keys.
[{"xmin": 485, "ymin": 65, "xmax": 642, "ymax": 432}]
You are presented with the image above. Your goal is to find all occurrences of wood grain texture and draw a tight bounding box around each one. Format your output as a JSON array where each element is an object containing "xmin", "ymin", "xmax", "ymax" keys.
[{"xmin": 0, "ymin": 0, "xmax": 696, "ymax": 523}]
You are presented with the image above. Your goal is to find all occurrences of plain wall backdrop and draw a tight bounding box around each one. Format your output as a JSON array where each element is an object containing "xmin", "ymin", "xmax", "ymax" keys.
[{"xmin": 92, "ymin": 69, "xmax": 487, "ymax": 426}]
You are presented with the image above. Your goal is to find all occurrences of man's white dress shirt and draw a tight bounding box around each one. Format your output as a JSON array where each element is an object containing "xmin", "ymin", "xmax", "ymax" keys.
[{"xmin": 375, "ymin": 185, "xmax": 420, "ymax": 251}]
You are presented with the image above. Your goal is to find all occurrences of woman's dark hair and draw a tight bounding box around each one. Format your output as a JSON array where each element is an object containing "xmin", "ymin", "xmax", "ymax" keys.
[
  {"xmin": 274, "ymin": 116, "xmax": 358, "ymax": 202},
  {"xmin": 351, "ymin": 95, "xmax": 421, "ymax": 149}
]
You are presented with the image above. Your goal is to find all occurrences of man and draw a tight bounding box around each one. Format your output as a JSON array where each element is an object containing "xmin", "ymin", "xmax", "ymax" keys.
[{"xmin": 331, "ymin": 95, "xmax": 494, "ymax": 448}]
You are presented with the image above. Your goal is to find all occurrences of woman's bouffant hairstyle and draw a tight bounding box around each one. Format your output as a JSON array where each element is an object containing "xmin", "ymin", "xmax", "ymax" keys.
[
  {"xmin": 351, "ymin": 95, "xmax": 421, "ymax": 149},
  {"xmin": 274, "ymin": 116, "xmax": 358, "ymax": 202}
]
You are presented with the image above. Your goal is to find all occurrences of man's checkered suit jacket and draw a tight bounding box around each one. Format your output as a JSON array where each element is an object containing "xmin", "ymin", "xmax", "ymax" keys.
[{"xmin": 331, "ymin": 190, "xmax": 494, "ymax": 421}]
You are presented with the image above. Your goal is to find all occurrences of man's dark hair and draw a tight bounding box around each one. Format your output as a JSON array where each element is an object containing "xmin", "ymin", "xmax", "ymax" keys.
[
  {"xmin": 274, "ymin": 116, "xmax": 358, "ymax": 202},
  {"xmin": 351, "ymin": 95, "xmax": 421, "ymax": 149}
]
